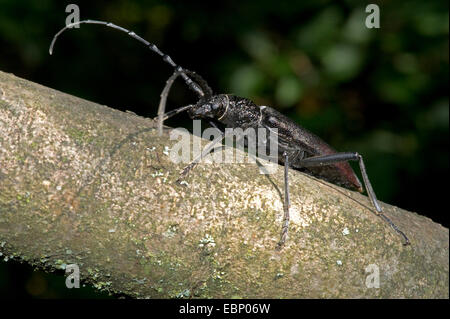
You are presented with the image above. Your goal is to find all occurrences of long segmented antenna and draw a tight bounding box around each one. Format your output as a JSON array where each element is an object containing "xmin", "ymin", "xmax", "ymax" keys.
[
  {"xmin": 157, "ymin": 69, "xmax": 213, "ymax": 135},
  {"xmin": 49, "ymin": 19, "xmax": 204, "ymax": 98}
]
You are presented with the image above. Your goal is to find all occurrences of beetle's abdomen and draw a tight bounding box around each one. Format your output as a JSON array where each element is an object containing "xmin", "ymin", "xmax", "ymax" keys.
[{"xmin": 261, "ymin": 106, "xmax": 363, "ymax": 192}]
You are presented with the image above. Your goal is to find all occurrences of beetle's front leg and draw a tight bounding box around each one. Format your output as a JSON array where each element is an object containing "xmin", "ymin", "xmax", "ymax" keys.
[
  {"xmin": 157, "ymin": 70, "xmax": 182, "ymax": 135},
  {"xmin": 175, "ymin": 121, "xmax": 225, "ymax": 183}
]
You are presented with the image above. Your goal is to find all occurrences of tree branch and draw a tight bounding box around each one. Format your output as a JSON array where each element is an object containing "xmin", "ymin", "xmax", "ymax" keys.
[{"xmin": 0, "ymin": 70, "xmax": 448, "ymax": 298}]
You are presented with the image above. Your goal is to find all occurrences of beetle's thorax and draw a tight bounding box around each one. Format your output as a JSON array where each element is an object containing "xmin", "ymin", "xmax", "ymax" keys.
[{"xmin": 188, "ymin": 94, "xmax": 261, "ymax": 128}]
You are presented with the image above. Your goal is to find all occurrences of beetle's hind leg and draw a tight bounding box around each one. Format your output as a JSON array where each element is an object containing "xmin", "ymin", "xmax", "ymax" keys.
[{"xmin": 298, "ymin": 152, "xmax": 410, "ymax": 245}]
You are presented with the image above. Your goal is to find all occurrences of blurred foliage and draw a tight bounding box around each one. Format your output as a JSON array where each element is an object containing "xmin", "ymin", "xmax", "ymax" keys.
[
  {"xmin": 0, "ymin": 260, "xmax": 112, "ymax": 298},
  {"xmin": 0, "ymin": 0, "xmax": 448, "ymax": 298}
]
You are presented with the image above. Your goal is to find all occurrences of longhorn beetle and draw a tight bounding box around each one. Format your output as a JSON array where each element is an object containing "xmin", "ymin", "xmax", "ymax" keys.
[{"xmin": 50, "ymin": 20, "xmax": 410, "ymax": 249}]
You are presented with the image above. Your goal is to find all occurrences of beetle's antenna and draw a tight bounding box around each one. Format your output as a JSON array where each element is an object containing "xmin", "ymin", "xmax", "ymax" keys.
[
  {"xmin": 49, "ymin": 20, "xmax": 204, "ymax": 98},
  {"xmin": 157, "ymin": 69, "xmax": 213, "ymax": 135}
]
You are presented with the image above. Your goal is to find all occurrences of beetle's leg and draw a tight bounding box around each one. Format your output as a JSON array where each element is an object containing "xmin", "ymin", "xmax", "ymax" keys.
[
  {"xmin": 189, "ymin": 126, "xmax": 292, "ymax": 251},
  {"xmin": 157, "ymin": 71, "xmax": 182, "ymax": 135},
  {"xmin": 261, "ymin": 124, "xmax": 300, "ymax": 249},
  {"xmin": 176, "ymin": 121, "xmax": 225, "ymax": 183},
  {"xmin": 298, "ymin": 152, "xmax": 410, "ymax": 245},
  {"xmin": 298, "ymin": 153, "xmax": 378, "ymax": 206},
  {"xmin": 157, "ymin": 69, "xmax": 213, "ymax": 136},
  {"xmin": 156, "ymin": 104, "xmax": 195, "ymax": 123},
  {"xmin": 276, "ymin": 151, "xmax": 291, "ymax": 250}
]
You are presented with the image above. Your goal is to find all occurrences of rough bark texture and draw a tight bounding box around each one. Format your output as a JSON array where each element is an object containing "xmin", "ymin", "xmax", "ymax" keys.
[{"xmin": 0, "ymin": 70, "xmax": 448, "ymax": 298}]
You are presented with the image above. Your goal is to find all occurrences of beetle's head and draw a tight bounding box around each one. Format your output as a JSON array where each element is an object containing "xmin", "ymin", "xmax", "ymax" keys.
[{"xmin": 188, "ymin": 95, "xmax": 228, "ymax": 120}]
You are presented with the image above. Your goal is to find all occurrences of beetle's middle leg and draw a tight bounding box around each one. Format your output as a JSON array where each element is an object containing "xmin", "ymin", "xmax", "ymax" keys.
[
  {"xmin": 297, "ymin": 152, "xmax": 410, "ymax": 245},
  {"xmin": 276, "ymin": 151, "xmax": 291, "ymax": 250}
]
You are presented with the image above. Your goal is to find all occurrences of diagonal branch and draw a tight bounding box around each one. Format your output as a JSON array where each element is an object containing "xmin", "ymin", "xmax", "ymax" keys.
[{"xmin": 0, "ymin": 70, "xmax": 448, "ymax": 298}]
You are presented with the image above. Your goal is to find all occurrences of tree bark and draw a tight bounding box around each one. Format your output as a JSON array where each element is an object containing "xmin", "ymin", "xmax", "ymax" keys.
[{"xmin": 0, "ymin": 70, "xmax": 448, "ymax": 298}]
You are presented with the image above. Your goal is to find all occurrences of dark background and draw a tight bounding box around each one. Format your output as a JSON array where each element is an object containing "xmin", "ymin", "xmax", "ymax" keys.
[{"xmin": 0, "ymin": 0, "xmax": 448, "ymax": 298}]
